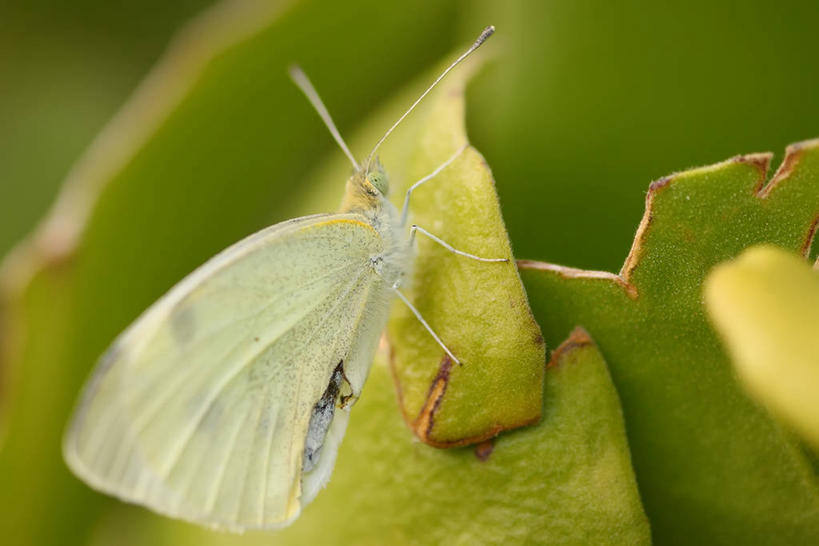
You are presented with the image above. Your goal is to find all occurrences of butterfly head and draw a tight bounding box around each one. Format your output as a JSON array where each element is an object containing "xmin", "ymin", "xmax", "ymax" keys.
[
  {"xmin": 365, "ymin": 159, "xmax": 389, "ymax": 195},
  {"xmin": 339, "ymin": 161, "xmax": 390, "ymax": 213}
]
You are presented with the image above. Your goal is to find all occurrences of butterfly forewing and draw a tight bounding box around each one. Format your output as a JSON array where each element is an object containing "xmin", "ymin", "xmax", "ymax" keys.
[{"xmin": 64, "ymin": 213, "xmax": 388, "ymax": 530}]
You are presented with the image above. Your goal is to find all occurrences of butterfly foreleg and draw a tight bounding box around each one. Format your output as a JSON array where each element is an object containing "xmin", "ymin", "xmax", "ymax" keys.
[{"xmin": 408, "ymin": 225, "xmax": 508, "ymax": 263}]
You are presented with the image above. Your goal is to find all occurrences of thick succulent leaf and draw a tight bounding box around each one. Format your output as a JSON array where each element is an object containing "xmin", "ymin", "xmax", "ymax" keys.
[
  {"xmin": 705, "ymin": 245, "xmax": 819, "ymax": 451},
  {"xmin": 95, "ymin": 333, "xmax": 650, "ymax": 546},
  {"xmin": 520, "ymin": 139, "xmax": 819, "ymax": 544},
  {"xmin": 293, "ymin": 53, "xmax": 545, "ymax": 447},
  {"xmin": 385, "ymin": 60, "xmax": 545, "ymax": 447}
]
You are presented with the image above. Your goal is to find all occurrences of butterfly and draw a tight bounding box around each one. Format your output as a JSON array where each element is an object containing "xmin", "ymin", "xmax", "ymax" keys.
[{"xmin": 63, "ymin": 26, "xmax": 500, "ymax": 532}]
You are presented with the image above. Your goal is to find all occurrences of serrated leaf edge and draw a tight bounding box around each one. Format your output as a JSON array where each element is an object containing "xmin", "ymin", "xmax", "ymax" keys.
[{"xmin": 518, "ymin": 138, "xmax": 819, "ymax": 295}]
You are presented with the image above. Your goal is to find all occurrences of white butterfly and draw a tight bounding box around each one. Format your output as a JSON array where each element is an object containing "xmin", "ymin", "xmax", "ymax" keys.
[{"xmin": 64, "ymin": 26, "xmax": 500, "ymax": 531}]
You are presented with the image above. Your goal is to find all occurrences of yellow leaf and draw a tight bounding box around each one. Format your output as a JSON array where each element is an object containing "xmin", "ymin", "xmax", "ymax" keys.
[{"xmin": 705, "ymin": 245, "xmax": 819, "ymax": 449}]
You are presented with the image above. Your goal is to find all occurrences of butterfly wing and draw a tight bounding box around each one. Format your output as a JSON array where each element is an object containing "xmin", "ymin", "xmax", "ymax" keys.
[{"xmin": 64, "ymin": 213, "xmax": 390, "ymax": 530}]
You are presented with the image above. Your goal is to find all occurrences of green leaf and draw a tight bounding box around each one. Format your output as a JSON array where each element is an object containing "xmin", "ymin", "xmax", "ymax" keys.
[
  {"xmin": 94, "ymin": 331, "xmax": 650, "ymax": 546},
  {"xmin": 385, "ymin": 59, "xmax": 545, "ymax": 447},
  {"xmin": 705, "ymin": 245, "xmax": 819, "ymax": 451},
  {"xmin": 520, "ymin": 140, "xmax": 819, "ymax": 544},
  {"xmin": 272, "ymin": 330, "xmax": 649, "ymax": 545}
]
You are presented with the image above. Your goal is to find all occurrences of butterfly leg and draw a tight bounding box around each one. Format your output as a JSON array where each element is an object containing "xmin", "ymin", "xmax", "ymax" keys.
[
  {"xmin": 409, "ymin": 225, "xmax": 509, "ymax": 263},
  {"xmin": 391, "ymin": 282, "xmax": 461, "ymax": 365},
  {"xmin": 399, "ymin": 144, "xmax": 468, "ymax": 226}
]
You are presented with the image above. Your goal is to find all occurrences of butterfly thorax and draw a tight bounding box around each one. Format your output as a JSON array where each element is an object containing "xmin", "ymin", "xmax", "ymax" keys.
[{"xmin": 338, "ymin": 168, "xmax": 411, "ymax": 287}]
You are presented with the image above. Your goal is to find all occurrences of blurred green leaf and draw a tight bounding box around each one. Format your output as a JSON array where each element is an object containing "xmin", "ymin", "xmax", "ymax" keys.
[
  {"xmin": 705, "ymin": 245, "xmax": 819, "ymax": 451},
  {"xmin": 520, "ymin": 139, "xmax": 819, "ymax": 544},
  {"xmin": 0, "ymin": 0, "xmax": 217, "ymax": 258}
]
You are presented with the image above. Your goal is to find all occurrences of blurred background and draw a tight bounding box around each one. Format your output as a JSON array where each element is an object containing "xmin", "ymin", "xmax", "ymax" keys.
[
  {"xmin": 1, "ymin": 1, "xmax": 818, "ymax": 545},
  {"xmin": 4, "ymin": 0, "xmax": 819, "ymax": 269}
]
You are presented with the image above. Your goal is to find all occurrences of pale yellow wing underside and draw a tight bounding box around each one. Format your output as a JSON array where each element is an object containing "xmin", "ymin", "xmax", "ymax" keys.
[{"xmin": 64, "ymin": 213, "xmax": 386, "ymax": 530}]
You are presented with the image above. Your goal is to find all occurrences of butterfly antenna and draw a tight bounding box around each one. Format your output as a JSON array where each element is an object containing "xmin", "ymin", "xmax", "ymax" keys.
[
  {"xmin": 289, "ymin": 65, "xmax": 360, "ymax": 171},
  {"xmin": 364, "ymin": 25, "xmax": 495, "ymax": 173}
]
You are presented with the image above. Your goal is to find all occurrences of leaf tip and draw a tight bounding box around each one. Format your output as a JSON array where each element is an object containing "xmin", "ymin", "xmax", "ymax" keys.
[
  {"xmin": 547, "ymin": 327, "xmax": 594, "ymax": 369},
  {"xmin": 758, "ymin": 139, "xmax": 819, "ymax": 200},
  {"xmin": 733, "ymin": 152, "xmax": 772, "ymax": 184}
]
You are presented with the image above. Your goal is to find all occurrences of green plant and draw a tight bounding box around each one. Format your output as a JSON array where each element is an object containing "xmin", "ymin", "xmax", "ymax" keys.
[{"xmin": 2, "ymin": 2, "xmax": 818, "ymax": 545}]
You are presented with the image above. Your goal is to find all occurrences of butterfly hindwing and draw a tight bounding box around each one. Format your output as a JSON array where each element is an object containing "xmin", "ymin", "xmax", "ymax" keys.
[{"xmin": 64, "ymin": 213, "xmax": 387, "ymax": 530}]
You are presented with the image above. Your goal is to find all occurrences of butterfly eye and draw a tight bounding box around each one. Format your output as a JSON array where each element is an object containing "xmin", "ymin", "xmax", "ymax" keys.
[{"xmin": 368, "ymin": 171, "xmax": 389, "ymax": 194}]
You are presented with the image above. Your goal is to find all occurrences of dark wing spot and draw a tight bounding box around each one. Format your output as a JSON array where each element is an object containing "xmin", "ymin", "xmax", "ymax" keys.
[{"xmin": 302, "ymin": 361, "xmax": 346, "ymax": 472}]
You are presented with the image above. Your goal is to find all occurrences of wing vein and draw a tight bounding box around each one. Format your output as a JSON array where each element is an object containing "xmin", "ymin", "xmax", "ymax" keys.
[
  {"xmin": 64, "ymin": 213, "xmax": 389, "ymax": 529},
  {"xmin": 259, "ymin": 267, "xmax": 370, "ymax": 524},
  {"xmin": 155, "ymin": 264, "xmax": 363, "ymax": 480},
  {"xmin": 128, "ymin": 261, "xmax": 361, "ymax": 437},
  {"xmin": 77, "ymin": 260, "xmax": 362, "ymax": 469}
]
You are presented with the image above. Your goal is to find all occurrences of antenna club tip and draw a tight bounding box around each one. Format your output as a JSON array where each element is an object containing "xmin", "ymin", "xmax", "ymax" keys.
[{"xmin": 476, "ymin": 25, "xmax": 495, "ymax": 45}]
